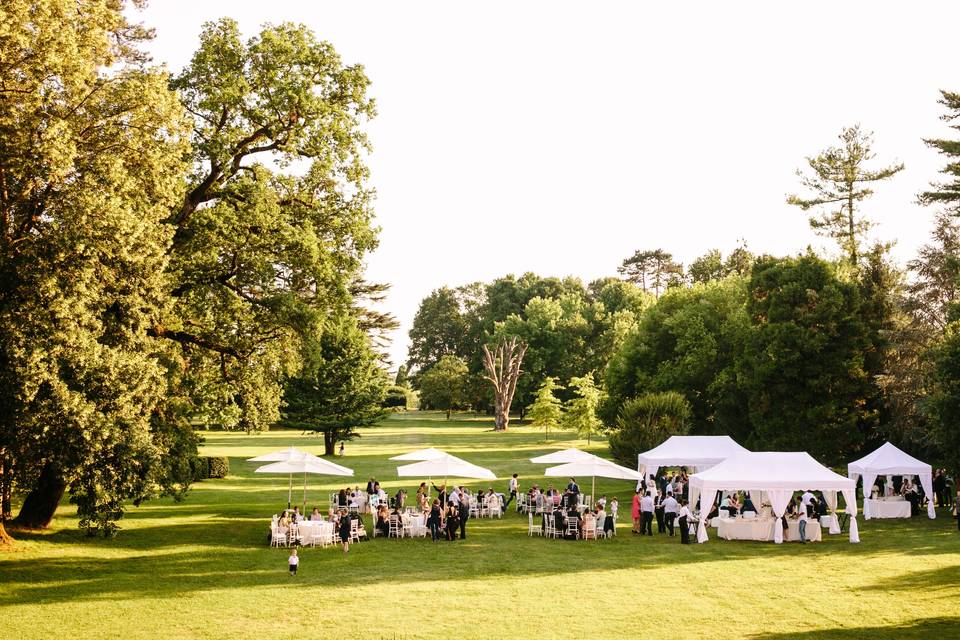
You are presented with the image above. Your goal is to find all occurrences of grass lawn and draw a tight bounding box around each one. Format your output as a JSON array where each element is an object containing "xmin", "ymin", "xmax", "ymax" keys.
[{"xmin": 2, "ymin": 411, "xmax": 959, "ymax": 640}]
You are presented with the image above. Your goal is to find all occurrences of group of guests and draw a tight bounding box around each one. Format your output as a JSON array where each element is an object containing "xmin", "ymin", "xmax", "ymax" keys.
[
  {"xmin": 272, "ymin": 506, "xmax": 360, "ymax": 553},
  {"xmin": 631, "ymin": 488, "xmax": 692, "ymax": 543},
  {"xmin": 524, "ymin": 477, "xmax": 588, "ymax": 512},
  {"xmin": 540, "ymin": 496, "xmax": 615, "ymax": 539},
  {"xmin": 871, "ymin": 474, "xmax": 928, "ymax": 516}
]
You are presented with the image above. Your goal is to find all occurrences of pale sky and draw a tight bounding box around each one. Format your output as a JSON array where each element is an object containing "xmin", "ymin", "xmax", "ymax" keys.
[{"xmin": 139, "ymin": 1, "xmax": 960, "ymax": 368}]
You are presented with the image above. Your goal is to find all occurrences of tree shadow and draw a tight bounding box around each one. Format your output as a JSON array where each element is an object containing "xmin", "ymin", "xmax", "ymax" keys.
[{"xmin": 748, "ymin": 617, "xmax": 960, "ymax": 639}]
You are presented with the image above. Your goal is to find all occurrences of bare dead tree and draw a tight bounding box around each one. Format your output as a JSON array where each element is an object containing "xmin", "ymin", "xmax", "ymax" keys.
[{"xmin": 482, "ymin": 337, "xmax": 527, "ymax": 431}]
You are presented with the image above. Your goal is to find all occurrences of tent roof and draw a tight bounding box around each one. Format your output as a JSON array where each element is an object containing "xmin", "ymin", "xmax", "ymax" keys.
[
  {"xmin": 254, "ymin": 456, "xmax": 353, "ymax": 476},
  {"xmin": 689, "ymin": 452, "xmax": 854, "ymax": 491},
  {"xmin": 848, "ymin": 442, "xmax": 931, "ymax": 476},
  {"xmin": 638, "ymin": 435, "xmax": 750, "ymax": 467},
  {"xmin": 530, "ymin": 448, "xmax": 599, "ymax": 464}
]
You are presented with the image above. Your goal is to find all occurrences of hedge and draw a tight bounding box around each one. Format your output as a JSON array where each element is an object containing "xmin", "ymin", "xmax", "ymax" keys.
[{"xmin": 191, "ymin": 456, "xmax": 229, "ymax": 481}]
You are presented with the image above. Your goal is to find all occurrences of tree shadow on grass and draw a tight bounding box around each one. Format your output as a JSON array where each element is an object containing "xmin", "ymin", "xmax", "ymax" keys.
[{"xmin": 748, "ymin": 617, "xmax": 960, "ymax": 639}]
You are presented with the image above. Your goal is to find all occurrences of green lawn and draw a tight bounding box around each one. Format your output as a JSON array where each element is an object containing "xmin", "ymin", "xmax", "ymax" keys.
[{"xmin": 2, "ymin": 412, "xmax": 959, "ymax": 640}]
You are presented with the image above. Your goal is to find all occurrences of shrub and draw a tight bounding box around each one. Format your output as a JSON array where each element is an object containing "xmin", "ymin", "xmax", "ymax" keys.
[
  {"xmin": 207, "ymin": 456, "xmax": 230, "ymax": 479},
  {"xmin": 383, "ymin": 386, "xmax": 409, "ymax": 409},
  {"xmin": 608, "ymin": 392, "xmax": 691, "ymax": 467},
  {"xmin": 190, "ymin": 456, "xmax": 209, "ymax": 481}
]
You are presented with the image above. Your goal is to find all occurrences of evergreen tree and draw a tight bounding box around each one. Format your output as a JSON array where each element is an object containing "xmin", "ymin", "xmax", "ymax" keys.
[
  {"xmin": 919, "ymin": 90, "xmax": 960, "ymax": 213},
  {"xmin": 618, "ymin": 249, "xmax": 683, "ymax": 297},
  {"xmin": 527, "ymin": 377, "xmax": 564, "ymax": 441},
  {"xmin": 787, "ymin": 125, "xmax": 904, "ymax": 266},
  {"xmin": 562, "ymin": 375, "xmax": 603, "ymax": 444},
  {"xmin": 608, "ymin": 392, "xmax": 691, "ymax": 467}
]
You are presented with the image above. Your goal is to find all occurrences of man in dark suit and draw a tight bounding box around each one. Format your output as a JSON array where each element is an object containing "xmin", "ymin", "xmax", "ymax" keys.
[{"xmin": 654, "ymin": 490, "xmax": 666, "ymax": 534}]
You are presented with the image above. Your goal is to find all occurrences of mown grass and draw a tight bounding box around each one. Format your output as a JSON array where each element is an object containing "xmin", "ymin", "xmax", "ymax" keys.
[{"xmin": 2, "ymin": 412, "xmax": 959, "ymax": 640}]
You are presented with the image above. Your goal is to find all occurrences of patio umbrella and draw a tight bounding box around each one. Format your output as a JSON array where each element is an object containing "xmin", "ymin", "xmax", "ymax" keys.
[
  {"xmin": 544, "ymin": 457, "xmax": 644, "ymax": 505},
  {"xmin": 397, "ymin": 455, "xmax": 496, "ymax": 501},
  {"xmin": 389, "ymin": 448, "xmax": 455, "ymax": 498},
  {"xmin": 530, "ymin": 448, "xmax": 599, "ymax": 464},
  {"xmin": 255, "ymin": 454, "xmax": 353, "ymax": 511},
  {"xmin": 248, "ymin": 447, "xmax": 324, "ymax": 507}
]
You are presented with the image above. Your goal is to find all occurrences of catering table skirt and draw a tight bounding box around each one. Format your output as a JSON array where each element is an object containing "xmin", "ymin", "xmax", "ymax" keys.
[
  {"xmin": 716, "ymin": 517, "xmax": 822, "ymax": 542},
  {"xmin": 294, "ymin": 521, "xmax": 335, "ymax": 543},
  {"xmin": 864, "ymin": 497, "xmax": 911, "ymax": 519}
]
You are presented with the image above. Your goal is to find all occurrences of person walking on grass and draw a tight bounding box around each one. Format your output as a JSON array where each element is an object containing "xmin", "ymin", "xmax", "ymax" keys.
[
  {"xmin": 339, "ymin": 508, "xmax": 352, "ymax": 553},
  {"xmin": 504, "ymin": 473, "xmax": 519, "ymax": 512},
  {"xmin": 338, "ymin": 441, "xmax": 345, "ymax": 456},
  {"xmin": 288, "ymin": 548, "xmax": 299, "ymax": 576}
]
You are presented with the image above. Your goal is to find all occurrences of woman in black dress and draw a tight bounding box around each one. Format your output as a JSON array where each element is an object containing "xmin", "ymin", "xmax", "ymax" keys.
[
  {"xmin": 427, "ymin": 498, "xmax": 442, "ymax": 541},
  {"xmin": 339, "ymin": 509, "xmax": 352, "ymax": 553},
  {"xmin": 445, "ymin": 501, "xmax": 460, "ymax": 540}
]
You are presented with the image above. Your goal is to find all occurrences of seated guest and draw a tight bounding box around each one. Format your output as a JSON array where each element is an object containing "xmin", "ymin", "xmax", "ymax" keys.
[
  {"xmin": 310, "ymin": 507, "xmax": 323, "ymax": 521},
  {"xmin": 291, "ymin": 506, "xmax": 303, "ymax": 523},
  {"xmin": 393, "ymin": 488, "xmax": 405, "ymax": 509},
  {"xmin": 728, "ymin": 493, "xmax": 741, "ymax": 517},
  {"xmin": 583, "ymin": 508, "xmax": 597, "ymax": 535},
  {"xmin": 564, "ymin": 505, "xmax": 581, "ymax": 539},
  {"xmin": 741, "ymin": 494, "xmax": 756, "ymax": 514},
  {"xmin": 375, "ymin": 505, "xmax": 390, "ymax": 536},
  {"xmin": 597, "ymin": 495, "xmax": 607, "ymax": 509},
  {"xmin": 485, "ymin": 488, "xmax": 500, "ymax": 510},
  {"xmin": 719, "ymin": 495, "xmax": 733, "ymax": 518},
  {"xmin": 337, "ymin": 489, "xmax": 348, "ymax": 508}
]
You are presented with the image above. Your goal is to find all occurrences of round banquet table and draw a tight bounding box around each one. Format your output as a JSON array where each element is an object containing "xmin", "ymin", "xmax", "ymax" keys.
[
  {"xmin": 864, "ymin": 497, "xmax": 911, "ymax": 519},
  {"xmin": 716, "ymin": 517, "xmax": 822, "ymax": 542}
]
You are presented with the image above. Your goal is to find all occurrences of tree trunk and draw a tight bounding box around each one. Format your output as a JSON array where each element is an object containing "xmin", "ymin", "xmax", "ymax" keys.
[
  {"xmin": 0, "ymin": 453, "xmax": 11, "ymax": 521},
  {"xmin": 482, "ymin": 338, "xmax": 527, "ymax": 433},
  {"xmin": 446, "ymin": 409, "xmax": 450, "ymax": 420},
  {"xmin": 0, "ymin": 520, "xmax": 12, "ymax": 546},
  {"xmin": 13, "ymin": 464, "xmax": 66, "ymax": 529},
  {"xmin": 322, "ymin": 431, "xmax": 336, "ymax": 456}
]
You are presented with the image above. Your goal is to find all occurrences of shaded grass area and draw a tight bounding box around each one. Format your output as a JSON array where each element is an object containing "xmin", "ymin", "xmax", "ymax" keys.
[{"xmin": 1, "ymin": 412, "xmax": 959, "ymax": 640}]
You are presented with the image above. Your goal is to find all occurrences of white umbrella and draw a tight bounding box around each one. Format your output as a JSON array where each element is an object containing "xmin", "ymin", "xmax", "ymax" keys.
[
  {"xmin": 248, "ymin": 447, "xmax": 323, "ymax": 506},
  {"xmin": 389, "ymin": 447, "xmax": 451, "ymax": 461},
  {"xmin": 544, "ymin": 458, "xmax": 644, "ymax": 504},
  {"xmin": 397, "ymin": 455, "xmax": 496, "ymax": 501},
  {"xmin": 255, "ymin": 455, "xmax": 353, "ymax": 510},
  {"xmin": 530, "ymin": 448, "xmax": 600, "ymax": 464}
]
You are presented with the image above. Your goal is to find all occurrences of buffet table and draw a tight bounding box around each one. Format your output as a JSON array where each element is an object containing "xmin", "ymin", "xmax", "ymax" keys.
[
  {"xmin": 716, "ymin": 517, "xmax": 822, "ymax": 542},
  {"xmin": 864, "ymin": 496, "xmax": 911, "ymax": 519}
]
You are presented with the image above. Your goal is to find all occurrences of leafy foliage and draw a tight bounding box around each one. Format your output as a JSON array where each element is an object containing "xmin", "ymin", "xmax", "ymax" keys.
[
  {"xmin": 562, "ymin": 375, "xmax": 604, "ymax": 444},
  {"xmin": 526, "ymin": 377, "xmax": 564, "ymax": 441},
  {"xmin": 607, "ymin": 392, "xmax": 691, "ymax": 467},
  {"xmin": 416, "ymin": 355, "xmax": 470, "ymax": 419}
]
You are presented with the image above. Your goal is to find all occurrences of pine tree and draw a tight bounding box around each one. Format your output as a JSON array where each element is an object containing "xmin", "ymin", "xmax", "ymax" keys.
[
  {"xmin": 787, "ymin": 125, "xmax": 904, "ymax": 266},
  {"xmin": 527, "ymin": 377, "xmax": 564, "ymax": 441},
  {"xmin": 563, "ymin": 375, "xmax": 604, "ymax": 444}
]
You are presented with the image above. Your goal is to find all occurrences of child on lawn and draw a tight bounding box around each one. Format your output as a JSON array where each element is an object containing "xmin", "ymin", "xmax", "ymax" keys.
[{"xmin": 288, "ymin": 548, "xmax": 299, "ymax": 576}]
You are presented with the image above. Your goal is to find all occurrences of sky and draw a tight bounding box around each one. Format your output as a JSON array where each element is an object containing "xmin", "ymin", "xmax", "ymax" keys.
[{"xmin": 138, "ymin": 1, "xmax": 960, "ymax": 368}]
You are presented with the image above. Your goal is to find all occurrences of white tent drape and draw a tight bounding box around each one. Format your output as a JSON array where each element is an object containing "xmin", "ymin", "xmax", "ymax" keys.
[
  {"xmin": 823, "ymin": 490, "xmax": 841, "ymax": 534},
  {"xmin": 848, "ymin": 442, "xmax": 935, "ymax": 520}
]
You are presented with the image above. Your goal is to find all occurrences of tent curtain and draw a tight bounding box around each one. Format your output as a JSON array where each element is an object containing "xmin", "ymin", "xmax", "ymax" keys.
[
  {"xmin": 767, "ymin": 490, "xmax": 793, "ymax": 544},
  {"xmin": 696, "ymin": 488, "xmax": 716, "ymax": 543},
  {"xmin": 861, "ymin": 472, "xmax": 877, "ymax": 519},
  {"xmin": 823, "ymin": 490, "xmax": 841, "ymax": 534},
  {"xmin": 842, "ymin": 488, "xmax": 859, "ymax": 542},
  {"xmin": 919, "ymin": 472, "xmax": 936, "ymax": 519}
]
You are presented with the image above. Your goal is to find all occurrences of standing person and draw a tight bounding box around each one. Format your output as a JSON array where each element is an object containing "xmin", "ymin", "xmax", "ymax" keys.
[
  {"xmin": 288, "ymin": 548, "xmax": 299, "ymax": 576},
  {"xmin": 631, "ymin": 489, "xmax": 642, "ymax": 534},
  {"xmin": 505, "ymin": 473, "xmax": 519, "ymax": 512},
  {"xmin": 445, "ymin": 501, "xmax": 460, "ymax": 541},
  {"xmin": 641, "ymin": 491, "xmax": 655, "ymax": 536},
  {"xmin": 431, "ymin": 482, "xmax": 447, "ymax": 505},
  {"xmin": 678, "ymin": 499, "xmax": 691, "ymax": 544},
  {"xmin": 663, "ymin": 492, "xmax": 679, "ymax": 536},
  {"xmin": 338, "ymin": 441, "xmax": 344, "ymax": 456},
  {"xmin": 427, "ymin": 499, "xmax": 442, "ymax": 542},
  {"xmin": 366, "ymin": 477, "xmax": 376, "ymax": 495},
  {"xmin": 458, "ymin": 494, "xmax": 470, "ymax": 540},
  {"xmin": 339, "ymin": 509, "xmax": 352, "ymax": 554},
  {"xmin": 796, "ymin": 496, "xmax": 808, "ymax": 543},
  {"xmin": 654, "ymin": 490, "xmax": 666, "ymax": 534},
  {"xmin": 567, "ymin": 477, "xmax": 580, "ymax": 496}
]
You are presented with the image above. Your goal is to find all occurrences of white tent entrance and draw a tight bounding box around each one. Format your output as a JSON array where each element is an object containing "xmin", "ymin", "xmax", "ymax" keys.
[
  {"xmin": 689, "ymin": 452, "xmax": 859, "ymax": 544},
  {"xmin": 637, "ymin": 435, "xmax": 750, "ymax": 488},
  {"xmin": 848, "ymin": 442, "xmax": 935, "ymax": 519}
]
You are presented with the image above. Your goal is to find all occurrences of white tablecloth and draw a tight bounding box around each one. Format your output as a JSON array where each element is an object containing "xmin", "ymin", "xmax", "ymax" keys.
[
  {"xmin": 294, "ymin": 521, "xmax": 335, "ymax": 544},
  {"xmin": 864, "ymin": 497, "xmax": 911, "ymax": 519},
  {"xmin": 716, "ymin": 517, "xmax": 822, "ymax": 542},
  {"xmin": 402, "ymin": 514, "xmax": 426, "ymax": 537}
]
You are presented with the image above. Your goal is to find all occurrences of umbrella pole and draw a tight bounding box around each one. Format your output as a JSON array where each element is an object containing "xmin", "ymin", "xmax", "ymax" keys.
[
  {"xmin": 592, "ymin": 476, "xmax": 595, "ymax": 508},
  {"xmin": 302, "ymin": 470, "xmax": 307, "ymax": 511},
  {"xmin": 287, "ymin": 474, "xmax": 293, "ymax": 509}
]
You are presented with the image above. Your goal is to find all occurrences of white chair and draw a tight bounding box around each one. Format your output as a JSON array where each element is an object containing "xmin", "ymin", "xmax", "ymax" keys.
[
  {"xmin": 388, "ymin": 514, "xmax": 403, "ymax": 539},
  {"xmin": 565, "ymin": 518, "xmax": 579, "ymax": 540},
  {"xmin": 349, "ymin": 518, "xmax": 361, "ymax": 543},
  {"xmin": 528, "ymin": 512, "xmax": 541, "ymax": 536},
  {"xmin": 488, "ymin": 500, "xmax": 502, "ymax": 519},
  {"xmin": 583, "ymin": 518, "xmax": 597, "ymax": 540},
  {"xmin": 742, "ymin": 511, "xmax": 757, "ymax": 520},
  {"xmin": 544, "ymin": 514, "xmax": 556, "ymax": 538},
  {"xmin": 271, "ymin": 525, "xmax": 288, "ymax": 547}
]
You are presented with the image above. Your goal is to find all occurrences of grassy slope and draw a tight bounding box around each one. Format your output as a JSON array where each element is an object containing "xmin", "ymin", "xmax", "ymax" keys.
[{"xmin": 1, "ymin": 412, "xmax": 959, "ymax": 640}]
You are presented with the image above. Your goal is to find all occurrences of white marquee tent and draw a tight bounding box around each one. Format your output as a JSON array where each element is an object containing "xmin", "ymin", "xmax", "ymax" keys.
[
  {"xmin": 689, "ymin": 452, "xmax": 859, "ymax": 544},
  {"xmin": 637, "ymin": 435, "xmax": 750, "ymax": 483},
  {"xmin": 848, "ymin": 442, "xmax": 935, "ymax": 519}
]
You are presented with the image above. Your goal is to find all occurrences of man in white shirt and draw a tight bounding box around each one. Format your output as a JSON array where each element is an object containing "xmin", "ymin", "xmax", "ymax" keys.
[
  {"xmin": 505, "ymin": 473, "xmax": 519, "ymax": 512},
  {"xmin": 663, "ymin": 493, "xmax": 679, "ymax": 536},
  {"xmin": 801, "ymin": 490, "xmax": 815, "ymax": 509},
  {"xmin": 448, "ymin": 487, "xmax": 461, "ymax": 507},
  {"xmin": 678, "ymin": 500, "xmax": 692, "ymax": 544},
  {"xmin": 796, "ymin": 495, "xmax": 808, "ymax": 543},
  {"xmin": 640, "ymin": 491, "xmax": 655, "ymax": 536}
]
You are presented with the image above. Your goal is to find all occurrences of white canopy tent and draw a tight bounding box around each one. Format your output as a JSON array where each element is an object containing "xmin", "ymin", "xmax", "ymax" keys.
[
  {"xmin": 637, "ymin": 435, "xmax": 750, "ymax": 484},
  {"xmin": 689, "ymin": 452, "xmax": 858, "ymax": 544},
  {"xmin": 848, "ymin": 442, "xmax": 935, "ymax": 519},
  {"xmin": 545, "ymin": 457, "xmax": 644, "ymax": 501},
  {"xmin": 255, "ymin": 454, "xmax": 353, "ymax": 510},
  {"xmin": 530, "ymin": 448, "xmax": 599, "ymax": 464}
]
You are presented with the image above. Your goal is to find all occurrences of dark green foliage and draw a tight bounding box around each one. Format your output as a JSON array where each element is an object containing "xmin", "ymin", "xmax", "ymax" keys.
[
  {"xmin": 190, "ymin": 457, "xmax": 210, "ymax": 481},
  {"xmin": 919, "ymin": 90, "xmax": 960, "ymax": 212},
  {"xmin": 617, "ymin": 249, "xmax": 684, "ymax": 297},
  {"xmin": 603, "ymin": 277, "xmax": 750, "ymax": 439},
  {"xmin": 207, "ymin": 457, "xmax": 230, "ymax": 479},
  {"xmin": 417, "ymin": 355, "xmax": 470, "ymax": 418},
  {"xmin": 739, "ymin": 254, "xmax": 871, "ymax": 463},
  {"xmin": 928, "ymin": 322, "xmax": 960, "ymax": 475},
  {"xmin": 608, "ymin": 392, "xmax": 691, "ymax": 467},
  {"xmin": 384, "ymin": 386, "xmax": 409, "ymax": 408}
]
